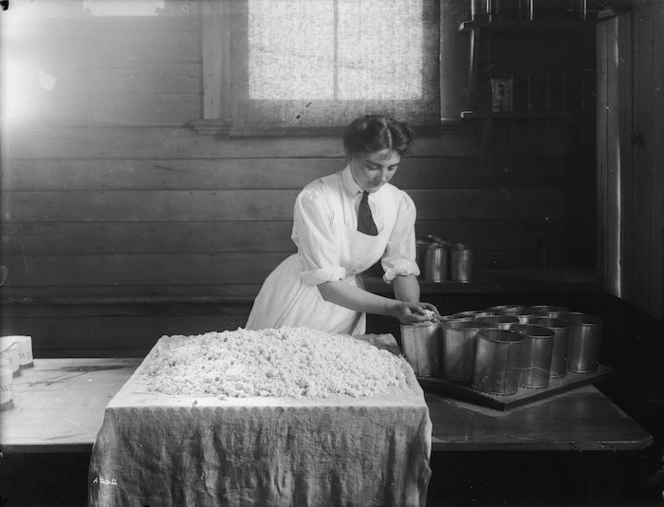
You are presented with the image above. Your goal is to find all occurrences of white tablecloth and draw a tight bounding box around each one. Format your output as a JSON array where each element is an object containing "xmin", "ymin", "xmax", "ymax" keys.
[{"xmin": 88, "ymin": 334, "xmax": 432, "ymax": 507}]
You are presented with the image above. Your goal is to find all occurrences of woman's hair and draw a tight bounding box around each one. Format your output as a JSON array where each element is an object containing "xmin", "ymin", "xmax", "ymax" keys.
[{"xmin": 342, "ymin": 115, "xmax": 414, "ymax": 159}]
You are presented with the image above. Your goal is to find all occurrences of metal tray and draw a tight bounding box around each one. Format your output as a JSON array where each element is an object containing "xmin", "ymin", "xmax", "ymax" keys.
[{"xmin": 417, "ymin": 364, "xmax": 616, "ymax": 411}]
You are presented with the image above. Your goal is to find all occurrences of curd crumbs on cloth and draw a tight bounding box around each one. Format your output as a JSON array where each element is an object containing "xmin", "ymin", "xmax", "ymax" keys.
[{"xmin": 139, "ymin": 327, "xmax": 408, "ymax": 400}]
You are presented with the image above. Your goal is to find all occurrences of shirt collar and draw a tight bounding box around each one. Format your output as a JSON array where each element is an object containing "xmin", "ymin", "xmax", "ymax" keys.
[{"xmin": 341, "ymin": 165, "xmax": 363, "ymax": 198}]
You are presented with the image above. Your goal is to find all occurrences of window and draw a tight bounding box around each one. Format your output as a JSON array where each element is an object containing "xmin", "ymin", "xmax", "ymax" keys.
[{"xmin": 196, "ymin": 0, "xmax": 440, "ymax": 134}]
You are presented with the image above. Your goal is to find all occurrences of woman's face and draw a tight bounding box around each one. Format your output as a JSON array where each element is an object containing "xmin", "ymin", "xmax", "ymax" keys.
[{"xmin": 349, "ymin": 149, "xmax": 401, "ymax": 193}]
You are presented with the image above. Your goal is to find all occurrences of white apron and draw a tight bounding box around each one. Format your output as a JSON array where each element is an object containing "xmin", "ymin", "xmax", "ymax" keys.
[
  {"xmin": 245, "ymin": 166, "xmax": 419, "ymax": 335},
  {"xmin": 246, "ymin": 219, "xmax": 388, "ymax": 335}
]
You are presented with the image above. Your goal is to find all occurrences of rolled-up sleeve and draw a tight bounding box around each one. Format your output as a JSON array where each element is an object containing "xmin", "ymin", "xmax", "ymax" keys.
[
  {"xmin": 293, "ymin": 188, "xmax": 347, "ymax": 285},
  {"xmin": 381, "ymin": 191, "xmax": 420, "ymax": 283}
]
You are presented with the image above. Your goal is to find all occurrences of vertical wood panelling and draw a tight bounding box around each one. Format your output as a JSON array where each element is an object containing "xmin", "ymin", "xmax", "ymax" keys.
[
  {"xmin": 650, "ymin": 3, "xmax": 664, "ymax": 319},
  {"xmin": 607, "ymin": 2, "xmax": 664, "ymax": 320},
  {"xmin": 630, "ymin": 7, "xmax": 654, "ymax": 313},
  {"xmin": 597, "ymin": 22, "xmax": 609, "ymax": 292},
  {"xmin": 606, "ymin": 19, "xmax": 621, "ymax": 298},
  {"xmin": 618, "ymin": 13, "xmax": 634, "ymax": 303}
]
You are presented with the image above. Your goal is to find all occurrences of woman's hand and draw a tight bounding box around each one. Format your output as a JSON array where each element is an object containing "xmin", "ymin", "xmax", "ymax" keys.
[
  {"xmin": 391, "ymin": 301, "xmax": 441, "ymax": 325},
  {"xmin": 419, "ymin": 302, "xmax": 440, "ymax": 316}
]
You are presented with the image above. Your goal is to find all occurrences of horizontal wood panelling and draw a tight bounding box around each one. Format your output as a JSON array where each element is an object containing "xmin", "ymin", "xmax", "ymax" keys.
[
  {"xmin": 43, "ymin": 63, "xmax": 201, "ymax": 96},
  {"xmin": 1, "ymin": 222, "xmax": 296, "ymax": 254},
  {"xmin": 0, "ymin": 285, "xmax": 264, "ymax": 304},
  {"xmin": 4, "ymin": 315, "xmax": 250, "ymax": 354},
  {"xmin": 2, "ymin": 156, "xmax": 582, "ymax": 191},
  {"xmin": 3, "ymin": 128, "xmax": 479, "ymax": 159},
  {"xmin": 0, "ymin": 250, "xmax": 570, "ymax": 289},
  {"xmin": 488, "ymin": 120, "xmax": 584, "ymax": 157},
  {"xmin": 1, "ymin": 253, "xmax": 286, "ymax": 286},
  {"xmin": 1, "ymin": 159, "xmax": 343, "ymax": 191},
  {"xmin": 0, "ymin": 303, "xmax": 252, "ymax": 356},
  {"xmin": 1, "ymin": 220, "xmax": 567, "ymax": 255},
  {"xmin": 0, "ymin": 310, "xmax": 249, "ymax": 358},
  {"xmin": 1, "ymin": 188, "xmax": 573, "ymax": 222},
  {"xmin": 31, "ymin": 94, "xmax": 201, "ymax": 127},
  {"xmin": 13, "ymin": 30, "xmax": 200, "ymax": 64},
  {"xmin": 3, "ymin": 302, "xmax": 252, "ymax": 319},
  {"xmin": 415, "ymin": 219, "xmax": 567, "ymax": 252}
]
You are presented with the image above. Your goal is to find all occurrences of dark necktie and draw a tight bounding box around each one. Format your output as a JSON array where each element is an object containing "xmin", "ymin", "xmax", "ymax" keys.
[{"xmin": 357, "ymin": 191, "xmax": 378, "ymax": 236}]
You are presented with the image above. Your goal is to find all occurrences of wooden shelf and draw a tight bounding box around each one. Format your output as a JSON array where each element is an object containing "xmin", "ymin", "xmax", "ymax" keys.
[
  {"xmin": 459, "ymin": 19, "xmax": 598, "ymax": 33},
  {"xmin": 461, "ymin": 111, "xmax": 576, "ymax": 120}
]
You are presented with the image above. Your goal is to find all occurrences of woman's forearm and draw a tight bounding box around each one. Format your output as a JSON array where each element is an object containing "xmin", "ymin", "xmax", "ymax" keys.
[
  {"xmin": 392, "ymin": 274, "xmax": 421, "ymax": 303},
  {"xmin": 317, "ymin": 281, "xmax": 399, "ymax": 317}
]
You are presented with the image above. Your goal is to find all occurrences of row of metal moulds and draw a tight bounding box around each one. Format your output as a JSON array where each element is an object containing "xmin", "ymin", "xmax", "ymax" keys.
[
  {"xmin": 416, "ymin": 235, "xmax": 473, "ymax": 283},
  {"xmin": 400, "ymin": 305, "xmax": 603, "ymax": 396}
]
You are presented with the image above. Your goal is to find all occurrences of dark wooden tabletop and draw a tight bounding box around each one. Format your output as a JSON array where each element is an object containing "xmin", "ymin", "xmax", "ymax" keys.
[
  {"xmin": 427, "ymin": 386, "xmax": 653, "ymax": 451},
  {"xmin": 0, "ymin": 359, "xmax": 652, "ymax": 453}
]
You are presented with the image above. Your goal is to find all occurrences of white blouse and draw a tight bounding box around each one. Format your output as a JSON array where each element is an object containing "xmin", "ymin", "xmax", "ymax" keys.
[{"xmin": 246, "ymin": 165, "xmax": 419, "ymax": 335}]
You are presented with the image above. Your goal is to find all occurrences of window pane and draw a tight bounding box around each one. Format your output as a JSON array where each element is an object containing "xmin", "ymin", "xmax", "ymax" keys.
[
  {"xmin": 233, "ymin": 0, "xmax": 440, "ymax": 128},
  {"xmin": 337, "ymin": 0, "xmax": 424, "ymax": 100},
  {"xmin": 248, "ymin": 0, "xmax": 335, "ymax": 100}
]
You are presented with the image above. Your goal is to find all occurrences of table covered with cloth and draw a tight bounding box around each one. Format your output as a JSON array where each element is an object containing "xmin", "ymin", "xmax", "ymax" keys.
[{"xmin": 87, "ymin": 333, "xmax": 432, "ymax": 507}]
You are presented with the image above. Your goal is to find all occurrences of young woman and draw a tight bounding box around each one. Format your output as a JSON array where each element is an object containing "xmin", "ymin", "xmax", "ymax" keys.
[{"xmin": 246, "ymin": 114, "xmax": 439, "ymax": 334}]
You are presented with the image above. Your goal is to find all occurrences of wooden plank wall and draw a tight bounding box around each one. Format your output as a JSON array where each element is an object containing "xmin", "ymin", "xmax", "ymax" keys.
[
  {"xmin": 596, "ymin": 17, "xmax": 622, "ymax": 297},
  {"xmin": 0, "ymin": 0, "xmax": 597, "ymax": 357},
  {"xmin": 628, "ymin": 1, "xmax": 664, "ymax": 320},
  {"xmin": 597, "ymin": 2, "xmax": 664, "ymax": 320}
]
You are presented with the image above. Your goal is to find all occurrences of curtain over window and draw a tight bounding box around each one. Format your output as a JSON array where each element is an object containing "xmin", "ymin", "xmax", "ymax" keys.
[{"xmin": 228, "ymin": 0, "xmax": 441, "ymax": 130}]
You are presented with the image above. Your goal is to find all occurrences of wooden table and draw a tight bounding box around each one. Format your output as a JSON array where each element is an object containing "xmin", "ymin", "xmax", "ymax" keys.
[{"xmin": 0, "ymin": 358, "xmax": 653, "ymax": 454}]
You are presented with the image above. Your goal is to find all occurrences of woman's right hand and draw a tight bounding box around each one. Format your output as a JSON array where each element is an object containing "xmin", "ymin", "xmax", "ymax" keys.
[{"xmin": 391, "ymin": 302, "xmax": 435, "ymax": 325}]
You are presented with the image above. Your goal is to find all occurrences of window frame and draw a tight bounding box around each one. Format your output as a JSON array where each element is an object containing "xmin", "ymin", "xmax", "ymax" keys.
[{"xmin": 190, "ymin": 0, "xmax": 465, "ymax": 137}]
